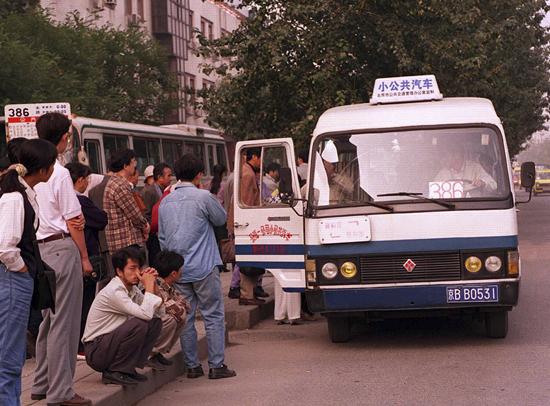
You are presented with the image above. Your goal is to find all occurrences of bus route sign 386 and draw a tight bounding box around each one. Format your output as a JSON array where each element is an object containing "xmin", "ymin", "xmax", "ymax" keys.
[{"xmin": 4, "ymin": 102, "xmax": 71, "ymax": 140}]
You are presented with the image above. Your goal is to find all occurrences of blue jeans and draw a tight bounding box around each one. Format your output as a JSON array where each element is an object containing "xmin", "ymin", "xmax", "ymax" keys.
[
  {"xmin": 0, "ymin": 264, "xmax": 34, "ymax": 406},
  {"xmin": 176, "ymin": 269, "xmax": 225, "ymax": 369}
]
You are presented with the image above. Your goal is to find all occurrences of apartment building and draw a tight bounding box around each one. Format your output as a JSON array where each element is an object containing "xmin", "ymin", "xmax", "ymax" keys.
[
  {"xmin": 151, "ymin": 0, "xmax": 246, "ymax": 124},
  {"xmin": 41, "ymin": 0, "xmax": 246, "ymax": 126},
  {"xmin": 40, "ymin": 0, "xmax": 153, "ymax": 32}
]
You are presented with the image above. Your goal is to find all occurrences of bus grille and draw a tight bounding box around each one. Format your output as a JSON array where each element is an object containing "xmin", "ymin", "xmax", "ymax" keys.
[{"xmin": 360, "ymin": 252, "xmax": 461, "ymax": 284}]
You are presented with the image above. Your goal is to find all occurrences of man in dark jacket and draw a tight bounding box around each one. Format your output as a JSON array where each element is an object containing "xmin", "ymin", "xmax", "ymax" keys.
[
  {"xmin": 66, "ymin": 162, "xmax": 108, "ymax": 356},
  {"xmin": 141, "ymin": 162, "xmax": 172, "ymax": 268}
]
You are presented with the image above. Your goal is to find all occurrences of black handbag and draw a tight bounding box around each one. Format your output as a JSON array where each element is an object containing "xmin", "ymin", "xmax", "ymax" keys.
[
  {"xmin": 20, "ymin": 192, "xmax": 56, "ymax": 314},
  {"xmin": 31, "ymin": 241, "xmax": 57, "ymax": 314}
]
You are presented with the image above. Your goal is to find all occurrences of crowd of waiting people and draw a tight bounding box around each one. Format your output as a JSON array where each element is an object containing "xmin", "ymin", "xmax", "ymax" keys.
[{"xmin": 0, "ymin": 112, "xmax": 313, "ymax": 406}]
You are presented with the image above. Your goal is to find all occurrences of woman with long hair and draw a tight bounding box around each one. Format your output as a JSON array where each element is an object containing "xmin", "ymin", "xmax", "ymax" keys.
[
  {"xmin": 0, "ymin": 139, "xmax": 57, "ymax": 405},
  {"xmin": 209, "ymin": 164, "xmax": 227, "ymax": 205}
]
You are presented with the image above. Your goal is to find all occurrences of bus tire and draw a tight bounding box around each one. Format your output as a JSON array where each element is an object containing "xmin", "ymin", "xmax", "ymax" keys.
[
  {"xmin": 327, "ymin": 316, "xmax": 351, "ymax": 343},
  {"xmin": 485, "ymin": 311, "xmax": 508, "ymax": 338}
]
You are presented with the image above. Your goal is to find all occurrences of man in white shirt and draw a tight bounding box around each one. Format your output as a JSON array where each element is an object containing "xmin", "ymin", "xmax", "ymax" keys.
[
  {"xmin": 435, "ymin": 147, "xmax": 497, "ymax": 195},
  {"xmin": 31, "ymin": 113, "xmax": 94, "ymax": 406},
  {"xmin": 83, "ymin": 247, "xmax": 163, "ymax": 386},
  {"xmin": 296, "ymin": 149, "xmax": 309, "ymax": 185}
]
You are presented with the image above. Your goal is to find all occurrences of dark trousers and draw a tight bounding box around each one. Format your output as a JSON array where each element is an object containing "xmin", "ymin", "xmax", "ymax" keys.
[
  {"xmin": 84, "ymin": 317, "xmax": 162, "ymax": 374},
  {"xmin": 301, "ymin": 292, "xmax": 313, "ymax": 316},
  {"xmin": 79, "ymin": 280, "xmax": 97, "ymax": 353},
  {"xmin": 146, "ymin": 234, "xmax": 161, "ymax": 269}
]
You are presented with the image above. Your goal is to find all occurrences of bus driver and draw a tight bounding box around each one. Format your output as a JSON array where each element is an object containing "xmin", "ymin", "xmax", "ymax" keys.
[{"xmin": 435, "ymin": 145, "xmax": 497, "ymax": 193}]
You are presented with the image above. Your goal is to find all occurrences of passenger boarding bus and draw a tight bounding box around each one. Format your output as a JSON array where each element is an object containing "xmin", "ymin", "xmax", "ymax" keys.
[
  {"xmin": 233, "ymin": 75, "xmax": 535, "ymax": 342},
  {"xmin": 2, "ymin": 112, "xmax": 230, "ymax": 182}
]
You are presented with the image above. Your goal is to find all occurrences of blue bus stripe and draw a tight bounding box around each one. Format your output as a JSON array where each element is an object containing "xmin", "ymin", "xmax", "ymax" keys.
[
  {"xmin": 236, "ymin": 261, "xmax": 304, "ymax": 269},
  {"xmin": 236, "ymin": 235, "xmax": 518, "ymax": 258},
  {"xmin": 306, "ymin": 235, "xmax": 518, "ymax": 256},
  {"xmin": 283, "ymin": 288, "xmax": 305, "ymax": 293}
]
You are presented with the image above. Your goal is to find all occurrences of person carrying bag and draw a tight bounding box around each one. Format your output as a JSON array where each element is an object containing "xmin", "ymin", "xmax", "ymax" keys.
[{"xmin": 0, "ymin": 139, "xmax": 58, "ymax": 405}]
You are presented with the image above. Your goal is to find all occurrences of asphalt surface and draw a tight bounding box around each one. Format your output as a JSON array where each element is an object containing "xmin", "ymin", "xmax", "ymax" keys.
[{"xmin": 140, "ymin": 192, "xmax": 550, "ymax": 406}]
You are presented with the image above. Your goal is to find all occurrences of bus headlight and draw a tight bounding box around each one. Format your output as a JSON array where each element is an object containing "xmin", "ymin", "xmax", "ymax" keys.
[
  {"xmin": 321, "ymin": 262, "xmax": 338, "ymax": 279},
  {"xmin": 340, "ymin": 262, "xmax": 357, "ymax": 279},
  {"xmin": 485, "ymin": 256, "xmax": 502, "ymax": 273},
  {"xmin": 465, "ymin": 256, "xmax": 482, "ymax": 273}
]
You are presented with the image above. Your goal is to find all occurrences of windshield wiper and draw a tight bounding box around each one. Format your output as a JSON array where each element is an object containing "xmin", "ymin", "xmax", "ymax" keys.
[
  {"xmin": 343, "ymin": 200, "xmax": 394, "ymax": 212},
  {"xmin": 377, "ymin": 192, "xmax": 455, "ymax": 210}
]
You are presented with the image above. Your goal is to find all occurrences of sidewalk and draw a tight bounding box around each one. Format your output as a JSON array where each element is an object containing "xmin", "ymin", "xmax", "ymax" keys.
[{"xmin": 21, "ymin": 272, "xmax": 275, "ymax": 406}]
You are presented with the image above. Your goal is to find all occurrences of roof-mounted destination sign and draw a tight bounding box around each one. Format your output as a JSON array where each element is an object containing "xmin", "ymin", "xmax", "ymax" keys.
[{"xmin": 370, "ymin": 74, "xmax": 443, "ymax": 104}]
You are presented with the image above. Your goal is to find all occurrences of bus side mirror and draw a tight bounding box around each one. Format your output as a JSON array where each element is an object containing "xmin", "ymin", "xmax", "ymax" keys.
[
  {"xmin": 278, "ymin": 167, "xmax": 294, "ymax": 204},
  {"xmin": 516, "ymin": 161, "xmax": 535, "ymax": 205},
  {"xmin": 521, "ymin": 161, "xmax": 535, "ymax": 189}
]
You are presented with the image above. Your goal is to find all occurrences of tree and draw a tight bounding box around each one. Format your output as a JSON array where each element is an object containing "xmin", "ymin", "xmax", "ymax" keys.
[
  {"xmin": 516, "ymin": 138, "xmax": 550, "ymax": 164},
  {"xmin": 0, "ymin": 0, "xmax": 38, "ymax": 18},
  {"xmin": 198, "ymin": 0, "xmax": 550, "ymax": 155},
  {"xmin": 0, "ymin": 10, "xmax": 179, "ymax": 124}
]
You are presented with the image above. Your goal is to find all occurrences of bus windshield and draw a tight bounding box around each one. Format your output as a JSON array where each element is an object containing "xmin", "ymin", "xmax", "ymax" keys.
[{"xmin": 311, "ymin": 127, "xmax": 510, "ymax": 208}]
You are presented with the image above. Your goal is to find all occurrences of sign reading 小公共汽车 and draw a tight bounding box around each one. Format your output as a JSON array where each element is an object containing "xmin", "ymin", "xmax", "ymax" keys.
[
  {"xmin": 370, "ymin": 75, "xmax": 443, "ymax": 104},
  {"xmin": 318, "ymin": 215, "xmax": 371, "ymax": 245},
  {"xmin": 4, "ymin": 102, "xmax": 71, "ymax": 140}
]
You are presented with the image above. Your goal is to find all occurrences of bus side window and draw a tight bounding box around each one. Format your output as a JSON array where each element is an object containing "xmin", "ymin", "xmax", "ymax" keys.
[
  {"xmin": 162, "ymin": 139, "xmax": 182, "ymax": 169},
  {"xmin": 239, "ymin": 146, "xmax": 289, "ymax": 208},
  {"xmin": 261, "ymin": 146, "xmax": 288, "ymax": 206},
  {"xmin": 103, "ymin": 134, "xmax": 128, "ymax": 168},
  {"xmin": 239, "ymin": 147, "xmax": 261, "ymax": 207},
  {"xmin": 133, "ymin": 137, "xmax": 161, "ymax": 173},
  {"xmin": 207, "ymin": 144, "xmax": 215, "ymax": 176},
  {"xmin": 184, "ymin": 142, "xmax": 205, "ymax": 165},
  {"xmin": 216, "ymin": 144, "xmax": 227, "ymax": 170},
  {"xmin": 85, "ymin": 140, "xmax": 102, "ymax": 174}
]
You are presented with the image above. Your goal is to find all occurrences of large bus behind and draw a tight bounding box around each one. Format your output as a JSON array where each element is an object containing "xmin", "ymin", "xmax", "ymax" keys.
[
  {"xmin": 71, "ymin": 117, "xmax": 230, "ymax": 179},
  {"xmin": 2, "ymin": 115, "xmax": 230, "ymax": 179}
]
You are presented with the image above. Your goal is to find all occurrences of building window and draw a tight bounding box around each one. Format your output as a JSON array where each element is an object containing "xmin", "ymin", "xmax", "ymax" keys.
[
  {"xmin": 185, "ymin": 74, "xmax": 196, "ymax": 109},
  {"xmin": 125, "ymin": 0, "xmax": 132, "ymax": 15},
  {"xmin": 137, "ymin": 0, "xmax": 144, "ymax": 20},
  {"xmin": 188, "ymin": 10, "xmax": 194, "ymax": 39},
  {"xmin": 202, "ymin": 79, "xmax": 215, "ymax": 91},
  {"xmin": 201, "ymin": 17, "xmax": 213, "ymax": 41}
]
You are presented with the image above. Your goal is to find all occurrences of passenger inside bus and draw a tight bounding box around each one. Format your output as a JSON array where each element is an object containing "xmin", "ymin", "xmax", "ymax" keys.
[{"xmin": 262, "ymin": 162, "xmax": 281, "ymax": 204}]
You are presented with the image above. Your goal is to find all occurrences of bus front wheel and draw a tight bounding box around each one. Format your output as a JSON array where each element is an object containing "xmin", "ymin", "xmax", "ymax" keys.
[
  {"xmin": 485, "ymin": 311, "xmax": 508, "ymax": 338},
  {"xmin": 327, "ymin": 316, "xmax": 351, "ymax": 343}
]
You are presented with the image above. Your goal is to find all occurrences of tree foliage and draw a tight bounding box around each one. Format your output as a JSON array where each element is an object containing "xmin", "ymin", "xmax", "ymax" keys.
[
  {"xmin": 0, "ymin": 10, "xmax": 179, "ymax": 124},
  {"xmin": 0, "ymin": 0, "xmax": 39, "ymax": 18},
  {"xmin": 199, "ymin": 0, "xmax": 550, "ymax": 155},
  {"xmin": 517, "ymin": 138, "xmax": 550, "ymax": 164}
]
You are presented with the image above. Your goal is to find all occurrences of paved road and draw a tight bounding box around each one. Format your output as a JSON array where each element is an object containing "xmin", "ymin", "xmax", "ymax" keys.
[{"xmin": 140, "ymin": 194, "xmax": 550, "ymax": 406}]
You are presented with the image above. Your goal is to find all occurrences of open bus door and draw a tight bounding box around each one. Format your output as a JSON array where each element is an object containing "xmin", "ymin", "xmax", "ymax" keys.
[{"xmin": 233, "ymin": 138, "xmax": 306, "ymax": 291}]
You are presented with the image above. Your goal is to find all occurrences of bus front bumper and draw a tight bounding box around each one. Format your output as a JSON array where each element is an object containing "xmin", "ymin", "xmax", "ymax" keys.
[{"xmin": 305, "ymin": 280, "xmax": 519, "ymax": 313}]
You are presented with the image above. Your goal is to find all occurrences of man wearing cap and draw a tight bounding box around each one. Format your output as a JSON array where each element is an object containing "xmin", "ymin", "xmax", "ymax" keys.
[
  {"xmin": 141, "ymin": 163, "xmax": 172, "ymax": 267},
  {"xmin": 143, "ymin": 165, "xmax": 155, "ymax": 187}
]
